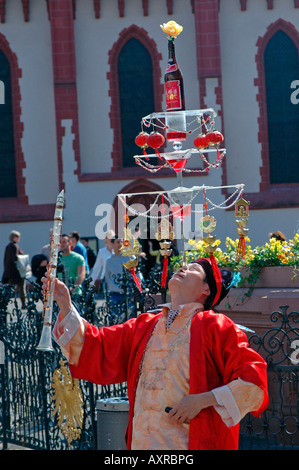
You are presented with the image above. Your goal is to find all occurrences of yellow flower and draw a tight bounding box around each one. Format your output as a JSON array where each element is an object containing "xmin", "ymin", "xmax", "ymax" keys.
[
  {"xmin": 194, "ymin": 240, "xmax": 204, "ymax": 250},
  {"xmin": 160, "ymin": 20, "xmax": 183, "ymax": 39}
]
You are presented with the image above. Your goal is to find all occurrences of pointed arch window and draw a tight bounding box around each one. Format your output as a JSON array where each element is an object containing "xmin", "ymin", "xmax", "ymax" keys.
[
  {"xmin": 118, "ymin": 37, "xmax": 155, "ymax": 167},
  {"xmin": 252, "ymin": 19, "xmax": 299, "ymax": 208},
  {"xmin": 264, "ymin": 30, "xmax": 299, "ymax": 184},
  {"xmin": 0, "ymin": 50, "xmax": 17, "ymax": 197},
  {"xmin": 108, "ymin": 25, "xmax": 163, "ymax": 173}
]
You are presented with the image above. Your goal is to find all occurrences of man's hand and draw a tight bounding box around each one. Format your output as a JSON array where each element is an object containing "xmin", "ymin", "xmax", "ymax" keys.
[
  {"xmin": 168, "ymin": 392, "xmax": 217, "ymax": 424},
  {"xmin": 41, "ymin": 275, "xmax": 72, "ymax": 318}
]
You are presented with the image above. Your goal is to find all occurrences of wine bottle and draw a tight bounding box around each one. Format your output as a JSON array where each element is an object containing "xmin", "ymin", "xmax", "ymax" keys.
[{"xmin": 164, "ymin": 38, "xmax": 187, "ymax": 142}]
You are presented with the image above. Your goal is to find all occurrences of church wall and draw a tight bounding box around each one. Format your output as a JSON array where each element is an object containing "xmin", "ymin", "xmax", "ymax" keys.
[{"xmin": 0, "ymin": 0, "xmax": 298, "ymax": 275}]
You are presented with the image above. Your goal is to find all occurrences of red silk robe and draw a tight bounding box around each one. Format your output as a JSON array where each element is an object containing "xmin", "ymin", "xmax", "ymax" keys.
[{"xmin": 69, "ymin": 309, "xmax": 269, "ymax": 450}]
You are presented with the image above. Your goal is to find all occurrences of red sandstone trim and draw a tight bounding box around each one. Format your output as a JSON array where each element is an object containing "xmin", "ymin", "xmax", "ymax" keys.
[
  {"xmin": 0, "ymin": 201, "xmax": 55, "ymax": 222},
  {"xmin": 118, "ymin": 0, "xmax": 124, "ymax": 17},
  {"xmin": 94, "ymin": 0, "xmax": 100, "ymax": 18},
  {"xmin": 21, "ymin": 0, "xmax": 30, "ymax": 21},
  {"xmin": 48, "ymin": 0, "xmax": 81, "ymax": 191},
  {"xmin": 167, "ymin": 0, "xmax": 173, "ymax": 14},
  {"xmin": 240, "ymin": 0, "xmax": 247, "ymax": 10}
]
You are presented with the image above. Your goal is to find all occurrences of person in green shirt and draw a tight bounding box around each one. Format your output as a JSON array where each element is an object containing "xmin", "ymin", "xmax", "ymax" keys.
[{"xmin": 59, "ymin": 234, "xmax": 86, "ymax": 293}]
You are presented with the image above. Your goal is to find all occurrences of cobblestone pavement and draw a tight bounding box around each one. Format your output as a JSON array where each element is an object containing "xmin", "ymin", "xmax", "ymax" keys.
[{"xmin": 0, "ymin": 443, "xmax": 33, "ymax": 450}]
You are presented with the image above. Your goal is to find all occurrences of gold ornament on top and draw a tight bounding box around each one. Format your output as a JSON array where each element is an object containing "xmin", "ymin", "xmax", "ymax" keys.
[
  {"xmin": 120, "ymin": 227, "xmax": 142, "ymax": 270},
  {"xmin": 52, "ymin": 360, "xmax": 83, "ymax": 449},
  {"xmin": 200, "ymin": 215, "xmax": 218, "ymax": 254}
]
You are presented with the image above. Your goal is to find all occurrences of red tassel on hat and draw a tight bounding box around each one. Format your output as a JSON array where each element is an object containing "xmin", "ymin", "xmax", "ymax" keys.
[
  {"xmin": 209, "ymin": 254, "xmax": 222, "ymax": 307},
  {"xmin": 195, "ymin": 255, "xmax": 222, "ymax": 307}
]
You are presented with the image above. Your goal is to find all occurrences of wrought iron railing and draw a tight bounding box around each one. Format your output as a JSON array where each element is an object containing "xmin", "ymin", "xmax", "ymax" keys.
[{"xmin": 239, "ymin": 306, "xmax": 299, "ymax": 449}]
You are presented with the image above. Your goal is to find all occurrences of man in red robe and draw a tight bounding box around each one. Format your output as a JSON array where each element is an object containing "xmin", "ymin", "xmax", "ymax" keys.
[{"xmin": 48, "ymin": 257, "xmax": 269, "ymax": 450}]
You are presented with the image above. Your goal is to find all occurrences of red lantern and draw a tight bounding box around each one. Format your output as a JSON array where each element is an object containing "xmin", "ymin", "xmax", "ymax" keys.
[
  {"xmin": 194, "ymin": 134, "xmax": 209, "ymax": 149},
  {"xmin": 135, "ymin": 131, "xmax": 149, "ymax": 155},
  {"xmin": 205, "ymin": 131, "xmax": 224, "ymax": 146},
  {"xmin": 147, "ymin": 132, "xmax": 165, "ymax": 159}
]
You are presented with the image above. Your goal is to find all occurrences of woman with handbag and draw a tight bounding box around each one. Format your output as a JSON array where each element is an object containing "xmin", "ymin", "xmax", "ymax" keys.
[{"xmin": 2, "ymin": 230, "xmax": 27, "ymax": 309}]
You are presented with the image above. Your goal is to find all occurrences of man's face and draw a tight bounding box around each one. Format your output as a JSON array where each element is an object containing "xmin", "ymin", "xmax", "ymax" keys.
[
  {"xmin": 169, "ymin": 262, "xmax": 210, "ymax": 304},
  {"xmin": 105, "ymin": 237, "xmax": 114, "ymax": 251},
  {"xmin": 112, "ymin": 238, "xmax": 123, "ymax": 253},
  {"xmin": 60, "ymin": 236, "xmax": 70, "ymax": 252},
  {"xmin": 70, "ymin": 236, "xmax": 77, "ymax": 247}
]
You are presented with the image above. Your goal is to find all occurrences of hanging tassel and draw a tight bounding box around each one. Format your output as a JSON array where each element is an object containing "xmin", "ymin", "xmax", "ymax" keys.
[
  {"xmin": 161, "ymin": 256, "xmax": 168, "ymax": 288},
  {"xmin": 155, "ymin": 149, "xmax": 163, "ymax": 160},
  {"xmin": 235, "ymin": 196, "xmax": 250, "ymax": 263},
  {"xmin": 143, "ymin": 148, "xmax": 150, "ymax": 160},
  {"xmin": 236, "ymin": 235, "xmax": 246, "ymax": 262},
  {"xmin": 131, "ymin": 267, "xmax": 142, "ymax": 293}
]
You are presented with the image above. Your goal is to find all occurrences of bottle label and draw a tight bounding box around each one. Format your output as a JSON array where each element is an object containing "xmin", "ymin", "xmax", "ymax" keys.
[
  {"xmin": 166, "ymin": 63, "xmax": 178, "ymax": 73},
  {"xmin": 165, "ymin": 80, "xmax": 182, "ymax": 110}
]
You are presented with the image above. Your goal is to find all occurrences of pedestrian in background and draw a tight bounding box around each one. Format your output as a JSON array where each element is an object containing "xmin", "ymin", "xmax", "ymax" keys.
[
  {"xmin": 59, "ymin": 234, "xmax": 86, "ymax": 294},
  {"xmin": 70, "ymin": 231, "xmax": 90, "ymax": 276},
  {"xmin": 2, "ymin": 230, "xmax": 27, "ymax": 308},
  {"xmin": 91, "ymin": 229, "xmax": 115, "ymax": 294},
  {"xmin": 81, "ymin": 237, "xmax": 96, "ymax": 269}
]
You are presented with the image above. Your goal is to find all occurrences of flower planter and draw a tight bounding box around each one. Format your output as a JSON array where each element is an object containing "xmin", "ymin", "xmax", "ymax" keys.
[{"xmin": 240, "ymin": 266, "xmax": 299, "ymax": 288}]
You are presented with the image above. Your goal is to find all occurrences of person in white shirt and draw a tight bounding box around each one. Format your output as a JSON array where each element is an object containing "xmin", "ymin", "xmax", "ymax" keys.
[{"xmin": 91, "ymin": 230, "xmax": 115, "ymax": 292}]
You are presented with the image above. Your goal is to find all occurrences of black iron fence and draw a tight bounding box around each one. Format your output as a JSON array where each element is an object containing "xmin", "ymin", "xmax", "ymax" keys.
[
  {"xmin": 0, "ymin": 269, "xmax": 298, "ymax": 450},
  {"xmin": 239, "ymin": 305, "xmax": 299, "ymax": 450}
]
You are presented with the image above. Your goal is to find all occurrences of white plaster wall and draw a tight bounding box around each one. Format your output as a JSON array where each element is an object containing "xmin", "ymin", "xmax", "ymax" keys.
[{"xmin": 0, "ymin": 0, "xmax": 59, "ymax": 204}]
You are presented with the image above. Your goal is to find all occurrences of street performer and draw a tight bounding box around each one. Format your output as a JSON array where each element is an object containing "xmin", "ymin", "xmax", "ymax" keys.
[{"xmin": 44, "ymin": 258, "xmax": 269, "ymax": 450}]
